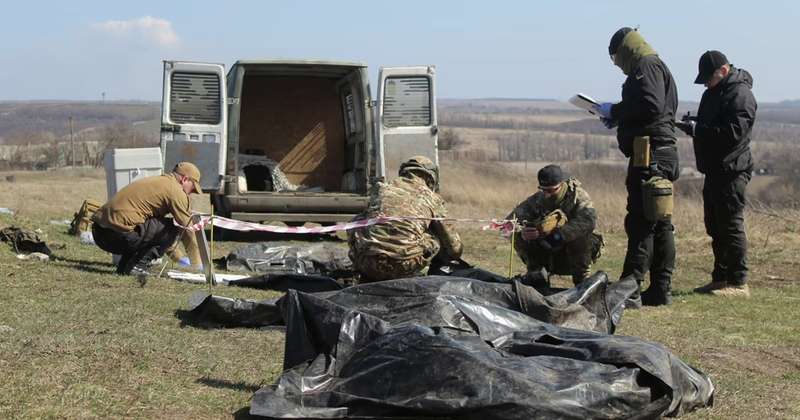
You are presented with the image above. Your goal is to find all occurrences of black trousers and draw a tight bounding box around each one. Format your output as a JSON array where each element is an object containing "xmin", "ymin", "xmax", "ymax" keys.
[
  {"xmin": 515, "ymin": 233, "xmax": 598, "ymax": 284},
  {"xmin": 92, "ymin": 218, "xmax": 181, "ymax": 273},
  {"xmin": 621, "ymin": 145, "xmax": 679, "ymax": 291},
  {"xmin": 703, "ymin": 172, "xmax": 750, "ymax": 286}
]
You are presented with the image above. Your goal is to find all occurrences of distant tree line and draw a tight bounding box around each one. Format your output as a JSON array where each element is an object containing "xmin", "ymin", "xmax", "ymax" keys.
[
  {"xmin": 495, "ymin": 132, "xmax": 617, "ymax": 162},
  {"xmin": 440, "ymin": 112, "xmax": 613, "ymax": 136},
  {"xmin": 0, "ymin": 102, "xmax": 159, "ymax": 141},
  {"xmin": 0, "ymin": 124, "xmax": 157, "ymax": 170}
]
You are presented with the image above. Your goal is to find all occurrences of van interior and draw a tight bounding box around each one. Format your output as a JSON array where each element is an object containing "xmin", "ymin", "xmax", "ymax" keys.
[{"xmin": 235, "ymin": 64, "xmax": 369, "ymax": 194}]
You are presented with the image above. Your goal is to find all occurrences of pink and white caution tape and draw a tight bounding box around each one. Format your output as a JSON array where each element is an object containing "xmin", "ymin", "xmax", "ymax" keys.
[{"xmin": 182, "ymin": 214, "xmax": 516, "ymax": 234}]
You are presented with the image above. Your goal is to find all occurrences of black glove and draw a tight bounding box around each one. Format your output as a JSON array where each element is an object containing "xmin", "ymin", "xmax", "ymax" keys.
[
  {"xmin": 536, "ymin": 238, "xmax": 553, "ymax": 252},
  {"xmin": 538, "ymin": 230, "xmax": 564, "ymax": 252},
  {"xmin": 675, "ymin": 120, "xmax": 696, "ymax": 136},
  {"xmin": 545, "ymin": 229, "xmax": 564, "ymax": 250}
]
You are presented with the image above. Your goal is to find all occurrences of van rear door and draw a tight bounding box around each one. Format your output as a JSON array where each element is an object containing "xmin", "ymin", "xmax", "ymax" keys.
[
  {"xmin": 160, "ymin": 61, "xmax": 227, "ymax": 192},
  {"xmin": 376, "ymin": 66, "xmax": 438, "ymax": 181}
]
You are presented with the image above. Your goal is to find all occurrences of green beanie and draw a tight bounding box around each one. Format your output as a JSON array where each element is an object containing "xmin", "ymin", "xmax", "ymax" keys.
[{"xmin": 613, "ymin": 30, "xmax": 657, "ymax": 75}]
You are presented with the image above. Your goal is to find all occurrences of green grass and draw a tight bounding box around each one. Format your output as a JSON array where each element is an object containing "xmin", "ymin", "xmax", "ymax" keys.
[{"xmin": 1, "ymin": 168, "xmax": 799, "ymax": 418}]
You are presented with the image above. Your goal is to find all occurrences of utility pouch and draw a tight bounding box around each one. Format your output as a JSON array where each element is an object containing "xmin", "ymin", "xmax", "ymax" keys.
[
  {"xmin": 642, "ymin": 176, "xmax": 673, "ymax": 222},
  {"xmin": 633, "ymin": 136, "xmax": 650, "ymax": 168}
]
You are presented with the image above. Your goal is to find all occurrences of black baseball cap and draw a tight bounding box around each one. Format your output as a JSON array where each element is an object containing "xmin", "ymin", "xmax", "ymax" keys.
[
  {"xmin": 694, "ymin": 50, "xmax": 729, "ymax": 84},
  {"xmin": 538, "ymin": 164, "xmax": 565, "ymax": 188}
]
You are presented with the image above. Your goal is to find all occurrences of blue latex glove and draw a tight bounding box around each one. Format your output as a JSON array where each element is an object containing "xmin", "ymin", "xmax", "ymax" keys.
[
  {"xmin": 593, "ymin": 102, "xmax": 614, "ymax": 119},
  {"xmin": 177, "ymin": 256, "xmax": 191, "ymax": 267},
  {"xmin": 601, "ymin": 117, "xmax": 618, "ymax": 129}
]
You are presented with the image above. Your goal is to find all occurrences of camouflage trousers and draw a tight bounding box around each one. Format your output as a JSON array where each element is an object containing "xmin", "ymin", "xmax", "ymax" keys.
[
  {"xmin": 515, "ymin": 233, "xmax": 603, "ymax": 285},
  {"xmin": 352, "ymin": 253, "xmax": 429, "ymax": 283}
]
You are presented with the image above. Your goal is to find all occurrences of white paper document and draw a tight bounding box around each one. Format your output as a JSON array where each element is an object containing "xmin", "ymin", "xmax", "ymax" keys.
[{"xmin": 569, "ymin": 93, "xmax": 600, "ymax": 115}]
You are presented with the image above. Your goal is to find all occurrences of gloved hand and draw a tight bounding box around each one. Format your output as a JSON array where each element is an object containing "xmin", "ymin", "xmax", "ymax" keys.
[
  {"xmin": 521, "ymin": 227, "xmax": 540, "ymax": 241},
  {"xmin": 675, "ymin": 120, "xmax": 696, "ymax": 137},
  {"xmin": 593, "ymin": 102, "xmax": 614, "ymax": 119},
  {"xmin": 177, "ymin": 256, "xmax": 192, "ymax": 267},
  {"xmin": 600, "ymin": 117, "xmax": 618, "ymax": 129},
  {"xmin": 543, "ymin": 229, "xmax": 564, "ymax": 250},
  {"xmin": 537, "ymin": 238, "xmax": 553, "ymax": 252}
]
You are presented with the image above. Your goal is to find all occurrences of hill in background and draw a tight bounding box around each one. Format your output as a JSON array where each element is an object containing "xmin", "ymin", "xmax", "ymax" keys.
[{"xmin": 2, "ymin": 98, "xmax": 800, "ymax": 207}]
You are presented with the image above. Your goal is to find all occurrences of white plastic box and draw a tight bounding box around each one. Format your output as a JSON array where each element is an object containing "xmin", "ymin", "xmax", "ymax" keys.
[
  {"xmin": 103, "ymin": 147, "xmax": 163, "ymax": 265},
  {"xmin": 104, "ymin": 147, "xmax": 164, "ymax": 199}
]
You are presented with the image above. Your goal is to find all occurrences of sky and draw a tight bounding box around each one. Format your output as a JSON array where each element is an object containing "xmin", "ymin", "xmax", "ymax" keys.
[{"xmin": 1, "ymin": 0, "xmax": 798, "ymax": 103}]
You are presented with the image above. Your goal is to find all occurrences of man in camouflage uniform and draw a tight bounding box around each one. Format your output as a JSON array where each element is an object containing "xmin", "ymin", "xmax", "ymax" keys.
[
  {"xmin": 348, "ymin": 156, "xmax": 463, "ymax": 282},
  {"xmin": 506, "ymin": 165, "xmax": 601, "ymax": 287}
]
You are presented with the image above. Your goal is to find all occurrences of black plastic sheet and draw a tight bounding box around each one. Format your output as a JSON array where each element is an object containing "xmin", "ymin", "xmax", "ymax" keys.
[
  {"xmin": 224, "ymin": 242, "xmax": 353, "ymax": 277},
  {"xmin": 250, "ymin": 275, "xmax": 714, "ymax": 419},
  {"xmin": 185, "ymin": 272, "xmax": 631, "ymax": 334},
  {"xmin": 227, "ymin": 273, "xmax": 343, "ymax": 293},
  {"xmin": 180, "ymin": 292, "xmax": 283, "ymax": 328}
]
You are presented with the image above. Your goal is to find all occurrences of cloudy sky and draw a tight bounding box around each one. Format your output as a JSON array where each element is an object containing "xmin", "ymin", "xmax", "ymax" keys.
[{"xmin": 1, "ymin": 0, "xmax": 798, "ymax": 103}]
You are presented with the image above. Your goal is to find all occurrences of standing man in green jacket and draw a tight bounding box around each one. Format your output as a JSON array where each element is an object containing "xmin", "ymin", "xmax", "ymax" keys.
[
  {"xmin": 677, "ymin": 51, "xmax": 756, "ymax": 298},
  {"xmin": 593, "ymin": 27, "xmax": 679, "ymax": 306}
]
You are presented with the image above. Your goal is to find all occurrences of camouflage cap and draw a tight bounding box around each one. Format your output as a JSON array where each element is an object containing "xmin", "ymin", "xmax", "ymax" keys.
[
  {"xmin": 399, "ymin": 156, "xmax": 438, "ymax": 189},
  {"xmin": 173, "ymin": 162, "xmax": 203, "ymax": 194}
]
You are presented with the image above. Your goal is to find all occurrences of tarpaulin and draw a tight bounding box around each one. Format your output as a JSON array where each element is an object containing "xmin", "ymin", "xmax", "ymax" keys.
[
  {"xmin": 227, "ymin": 273, "xmax": 344, "ymax": 293},
  {"xmin": 223, "ymin": 242, "xmax": 353, "ymax": 278},
  {"xmin": 180, "ymin": 292, "xmax": 283, "ymax": 328},
  {"xmin": 249, "ymin": 275, "xmax": 713, "ymax": 419},
  {"xmin": 184, "ymin": 271, "xmax": 630, "ymax": 334}
]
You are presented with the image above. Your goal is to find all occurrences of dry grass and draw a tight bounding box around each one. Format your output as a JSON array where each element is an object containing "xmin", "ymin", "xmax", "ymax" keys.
[{"xmin": 0, "ymin": 163, "xmax": 799, "ymax": 418}]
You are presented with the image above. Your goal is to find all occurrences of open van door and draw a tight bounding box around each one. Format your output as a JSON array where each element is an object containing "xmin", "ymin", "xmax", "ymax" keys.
[
  {"xmin": 377, "ymin": 66, "xmax": 438, "ymax": 182},
  {"xmin": 160, "ymin": 61, "xmax": 227, "ymax": 192}
]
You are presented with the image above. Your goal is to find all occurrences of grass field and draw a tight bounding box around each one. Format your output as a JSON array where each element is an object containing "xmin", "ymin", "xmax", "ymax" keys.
[{"xmin": 1, "ymin": 164, "xmax": 799, "ymax": 419}]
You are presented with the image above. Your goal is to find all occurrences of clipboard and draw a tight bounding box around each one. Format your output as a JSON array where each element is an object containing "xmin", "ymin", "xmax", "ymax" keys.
[{"xmin": 569, "ymin": 93, "xmax": 600, "ymax": 115}]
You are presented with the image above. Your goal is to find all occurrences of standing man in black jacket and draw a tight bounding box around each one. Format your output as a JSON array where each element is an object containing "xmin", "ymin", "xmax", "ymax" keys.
[
  {"xmin": 594, "ymin": 27, "xmax": 679, "ymax": 307},
  {"xmin": 677, "ymin": 51, "xmax": 756, "ymax": 298}
]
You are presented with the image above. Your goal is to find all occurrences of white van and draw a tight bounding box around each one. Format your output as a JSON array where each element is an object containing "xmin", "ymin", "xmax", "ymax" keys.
[{"xmin": 160, "ymin": 60, "xmax": 439, "ymax": 224}]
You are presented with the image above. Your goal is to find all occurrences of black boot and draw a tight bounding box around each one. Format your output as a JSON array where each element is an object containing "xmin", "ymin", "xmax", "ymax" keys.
[
  {"xmin": 116, "ymin": 253, "xmax": 133, "ymax": 274},
  {"xmin": 522, "ymin": 267, "xmax": 550, "ymax": 292},
  {"xmin": 641, "ymin": 280, "xmax": 672, "ymax": 306},
  {"xmin": 120, "ymin": 247, "xmax": 160, "ymax": 275}
]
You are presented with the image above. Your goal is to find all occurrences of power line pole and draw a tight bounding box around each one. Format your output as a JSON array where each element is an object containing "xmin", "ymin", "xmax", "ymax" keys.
[{"xmin": 69, "ymin": 116, "xmax": 75, "ymax": 168}]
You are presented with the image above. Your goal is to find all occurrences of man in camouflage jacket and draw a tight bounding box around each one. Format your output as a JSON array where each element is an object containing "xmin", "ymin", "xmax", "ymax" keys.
[
  {"xmin": 506, "ymin": 165, "xmax": 601, "ymax": 286},
  {"xmin": 348, "ymin": 156, "xmax": 462, "ymax": 282}
]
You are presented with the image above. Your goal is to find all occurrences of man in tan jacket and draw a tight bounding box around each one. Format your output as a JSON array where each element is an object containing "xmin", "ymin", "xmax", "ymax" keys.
[{"xmin": 92, "ymin": 162, "xmax": 202, "ymax": 275}]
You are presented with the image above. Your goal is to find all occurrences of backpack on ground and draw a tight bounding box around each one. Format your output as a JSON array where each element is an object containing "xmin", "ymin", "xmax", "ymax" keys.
[{"xmin": 68, "ymin": 199, "xmax": 103, "ymax": 235}]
